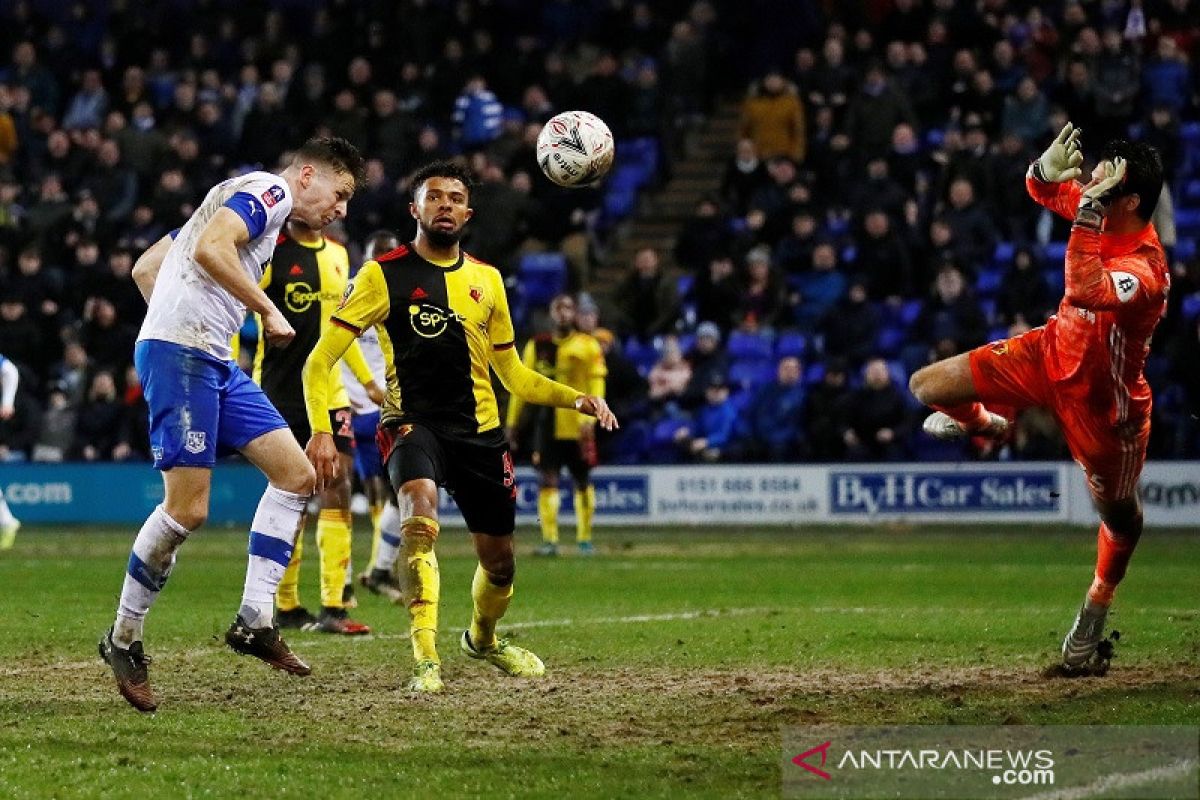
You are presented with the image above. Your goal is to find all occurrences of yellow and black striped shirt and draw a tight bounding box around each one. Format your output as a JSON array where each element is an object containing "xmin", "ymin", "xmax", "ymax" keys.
[{"xmin": 328, "ymin": 244, "xmax": 515, "ymax": 438}]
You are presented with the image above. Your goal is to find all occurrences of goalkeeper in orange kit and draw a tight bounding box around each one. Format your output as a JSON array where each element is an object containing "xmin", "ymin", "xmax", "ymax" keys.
[{"xmin": 910, "ymin": 124, "xmax": 1169, "ymax": 672}]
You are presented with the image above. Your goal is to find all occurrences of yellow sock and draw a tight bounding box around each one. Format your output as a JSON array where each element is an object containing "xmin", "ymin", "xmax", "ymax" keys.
[
  {"xmin": 469, "ymin": 563, "xmax": 513, "ymax": 651},
  {"xmin": 574, "ymin": 485, "xmax": 596, "ymax": 544},
  {"xmin": 315, "ymin": 508, "xmax": 352, "ymax": 608},
  {"xmin": 275, "ymin": 524, "xmax": 305, "ymax": 611},
  {"xmin": 402, "ymin": 516, "xmax": 440, "ymax": 663},
  {"xmin": 366, "ymin": 501, "xmax": 384, "ymax": 568},
  {"xmin": 537, "ymin": 487, "xmax": 560, "ymax": 544}
]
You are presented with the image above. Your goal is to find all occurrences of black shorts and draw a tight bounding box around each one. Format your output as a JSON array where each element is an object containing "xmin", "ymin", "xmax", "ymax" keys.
[
  {"xmin": 282, "ymin": 407, "xmax": 355, "ymax": 455},
  {"xmin": 535, "ymin": 438, "xmax": 594, "ymax": 485},
  {"xmin": 378, "ymin": 421, "xmax": 516, "ymax": 536}
]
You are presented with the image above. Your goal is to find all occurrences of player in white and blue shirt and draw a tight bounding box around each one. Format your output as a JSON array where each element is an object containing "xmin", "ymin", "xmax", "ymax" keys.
[
  {"xmin": 99, "ymin": 137, "xmax": 365, "ymax": 713},
  {"xmin": 0, "ymin": 353, "xmax": 21, "ymax": 549}
]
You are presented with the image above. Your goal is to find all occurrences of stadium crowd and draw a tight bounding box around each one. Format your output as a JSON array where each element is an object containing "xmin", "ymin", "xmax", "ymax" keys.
[{"xmin": 0, "ymin": 0, "xmax": 1193, "ymax": 467}]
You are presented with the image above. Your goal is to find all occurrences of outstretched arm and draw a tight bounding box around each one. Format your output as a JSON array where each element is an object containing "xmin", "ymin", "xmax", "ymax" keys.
[{"xmin": 490, "ymin": 345, "xmax": 618, "ymax": 430}]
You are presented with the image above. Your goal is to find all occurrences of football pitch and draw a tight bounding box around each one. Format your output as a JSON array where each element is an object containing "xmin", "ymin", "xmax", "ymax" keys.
[{"xmin": 0, "ymin": 524, "xmax": 1196, "ymax": 798}]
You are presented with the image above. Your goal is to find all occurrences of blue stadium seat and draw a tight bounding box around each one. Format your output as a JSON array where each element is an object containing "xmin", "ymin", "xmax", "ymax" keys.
[
  {"xmin": 1181, "ymin": 121, "xmax": 1200, "ymax": 146},
  {"xmin": 841, "ymin": 245, "xmax": 857, "ymax": 265},
  {"xmin": 618, "ymin": 137, "xmax": 659, "ymax": 175},
  {"xmin": 676, "ymin": 274, "xmax": 695, "ymax": 298},
  {"xmin": 979, "ymin": 297, "xmax": 997, "ymax": 322},
  {"xmin": 992, "ymin": 241, "xmax": 1014, "ymax": 267},
  {"xmin": 1183, "ymin": 179, "xmax": 1200, "ymax": 204},
  {"xmin": 602, "ymin": 187, "xmax": 638, "ymax": 222},
  {"xmin": 1182, "ymin": 292, "xmax": 1200, "ymax": 321},
  {"xmin": 624, "ymin": 338, "xmax": 659, "ymax": 375},
  {"xmin": 608, "ymin": 421, "xmax": 649, "ymax": 465},
  {"xmin": 1175, "ymin": 207, "xmax": 1200, "ymax": 235},
  {"xmin": 610, "ymin": 163, "xmax": 651, "ymax": 192},
  {"xmin": 1045, "ymin": 268, "xmax": 1065, "ymax": 298},
  {"xmin": 875, "ymin": 325, "xmax": 905, "ymax": 356},
  {"xmin": 517, "ymin": 252, "xmax": 567, "ymax": 307},
  {"xmin": 986, "ymin": 325, "xmax": 1009, "ymax": 342},
  {"xmin": 728, "ymin": 359, "xmax": 775, "ymax": 390},
  {"xmin": 727, "ymin": 330, "xmax": 774, "ymax": 360},
  {"xmin": 1175, "ymin": 238, "xmax": 1197, "ymax": 263},
  {"xmin": 1042, "ymin": 241, "xmax": 1067, "ymax": 265},
  {"xmin": 775, "ymin": 332, "xmax": 807, "ymax": 358},
  {"xmin": 976, "ymin": 267, "xmax": 1003, "ymax": 298},
  {"xmin": 899, "ymin": 298, "xmax": 924, "ymax": 327},
  {"xmin": 802, "ymin": 362, "xmax": 825, "ymax": 386}
]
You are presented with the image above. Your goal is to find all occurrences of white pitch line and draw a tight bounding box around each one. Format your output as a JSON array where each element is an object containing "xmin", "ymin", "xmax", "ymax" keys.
[{"xmin": 1014, "ymin": 758, "xmax": 1198, "ymax": 800}]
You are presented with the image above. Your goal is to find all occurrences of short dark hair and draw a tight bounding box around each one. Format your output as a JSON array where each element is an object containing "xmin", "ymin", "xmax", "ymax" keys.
[
  {"xmin": 409, "ymin": 159, "xmax": 475, "ymax": 200},
  {"xmin": 1099, "ymin": 139, "xmax": 1163, "ymax": 221},
  {"xmin": 293, "ymin": 136, "xmax": 366, "ymax": 190},
  {"xmin": 364, "ymin": 229, "xmax": 401, "ymax": 260}
]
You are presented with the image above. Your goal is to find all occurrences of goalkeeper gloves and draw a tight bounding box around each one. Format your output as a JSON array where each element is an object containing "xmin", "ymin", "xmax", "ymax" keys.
[
  {"xmin": 1032, "ymin": 122, "xmax": 1084, "ymax": 183},
  {"xmin": 1076, "ymin": 156, "xmax": 1127, "ymax": 231}
]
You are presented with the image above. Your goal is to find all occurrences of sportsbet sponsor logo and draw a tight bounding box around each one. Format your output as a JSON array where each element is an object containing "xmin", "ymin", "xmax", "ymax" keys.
[{"xmin": 830, "ymin": 471, "xmax": 1059, "ymax": 513}]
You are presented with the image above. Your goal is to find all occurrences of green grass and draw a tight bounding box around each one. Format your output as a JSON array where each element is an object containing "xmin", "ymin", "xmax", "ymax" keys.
[{"xmin": 0, "ymin": 524, "xmax": 1197, "ymax": 798}]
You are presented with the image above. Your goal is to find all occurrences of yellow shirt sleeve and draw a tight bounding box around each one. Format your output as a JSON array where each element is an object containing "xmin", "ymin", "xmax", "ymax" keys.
[
  {"xmin": 504, "ymin": 339, "xmax": 537, "ymax": 429},
  {"xmin": 487, "ymin": 268, "xmax": 516, "ymax": 348},
  {"xmin": 305, "ymin": 262, "xmax": 390, "ymax": 434}
]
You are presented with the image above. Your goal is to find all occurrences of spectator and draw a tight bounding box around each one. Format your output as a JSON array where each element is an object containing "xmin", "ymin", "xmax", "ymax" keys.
[
  {"xmin": 737, "ymin": 70, "xmax": 804, "ymax": 162},
  {"xmin": 848, "ymin": 157, "xmax": 911, "ymax": 228},
  {"xmin": 464, "ymin": 159, "xmax": 530, "ymax": 276},
  {"xmin": 842, "ymin": 358, "xmax": 909, "ymax": 461},
  {"xmin": 844, "ymin": 63, "xmax": 917, "ymax": 158},
  {"xmin": 997, "ymin": 247, "xmax": 1052, "ymax": 327},
  {"xmin": 1092, "ymin": 28, "xmax": 1139, "ymax": 146},
  {"xmin": 674, "ymin": 197, "xmax": 731, "ymax": 273},
  {"xmin": 792, "ymin": 242, "xmax": 847, "ymax": 331},
  {"xmin": 681, "ymin": 321, "xmax": 729, "ymax": 408},
  {"xmin": 735, "ymin": 246, "xmax": 786, "ymax": 332},
  {"xmin": 62, "ymin": 68, "xmax": 109, "ymax": 132},
  {"xmin": 81, "ymin": 139, "xmax": 138, "ymax": 225},
  {"xmin": 0, "ymin": 296, "xmax": 44, "ymax": 375},
  {"xmin": 71, "ymin": 369, "xmax": 122, "ymax": 461},
  {"xmin": 941, "ymin": 178, "xmax": 997, "ymax": 271},
  {"xmin": 1000, "ymin": 77, "xmax": 1050, "ymax": 145},
  {"xmin": 673, "ymin": 372, "xmax": 737, "ymax": 462},
  {"xmin": 1141, "ymin": 37, "xmax": 1190, "ymax": 115},
  {"xmin": 692, "ymin": 254, "xmax": 741, "ymax": 334},
  {"xmin": 773, "ymin": 211, "xmax": 820, "ymax": 275},
  {"xmin": 803, "ymin": 357, "xmax": 851, "ymax": 460},
  {"xmin": 915, "ymin": 265, "xmax": 988, "ymax": 351},
  {"xmin": 575, "ymin": 53, "xmax": 629, "ymax": 137},
  {"xmin": 79, "ymin": 296, "xmax": 136, "ymax": 373},
  {"xmin": 593, "ymin": 328, "xmax": 648, "ymax": 429},
  {"xmin": 0, "ymin": 381, "xmax": 39, "ymax": 461},
  {"xmin": 452, "ymin": 76, "xmax": 503, "ymax": 152},
  {"xmin": 647, "ymin": 335, "xmax": 692, "ymax": 405},
  {"xmin": 615, "ymin": 247, "xmax": 679, "ymax": 338},
  {"xmin": 5, "ymin": 42, "xmax": 59, "ymax": 116},
  {"xmin": 822, "ymin": 281, "xmax": 882, "ymax": 366},
  {"xmin": 112, "ymin": 365, "xmax": 150, "ymax": 462},
  {"xmin": 368, "ymin": 89, "xmax": 413, "ymax": 176},
  {"xmin": 32, "ymin": 381, "xmax": 75, "ymax": 462},
  {"xmin": 52, "ymin": 341, "xmax": 89, "ymax": 407},
  {"xmin": 1052, "ymin": 60, "xmax": 1098, "ymax": 137},
  {"xmin": 743, "ymin": 356, "xmax": 805, "ymax": 461},
  {"xmin": 856, "ymin": 209, "xmax": 913, "ymax": 302}
]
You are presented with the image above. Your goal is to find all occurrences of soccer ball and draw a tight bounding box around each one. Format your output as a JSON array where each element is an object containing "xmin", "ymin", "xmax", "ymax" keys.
[{"xmin": 536, "ymin": 111, "xmax": 615, "ymax": 188}]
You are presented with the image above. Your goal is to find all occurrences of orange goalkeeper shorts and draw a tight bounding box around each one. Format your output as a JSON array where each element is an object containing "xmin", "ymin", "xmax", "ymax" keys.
[{"xmin": 968, "ymin": 327, "xmax": 1148, "ymax": 503}]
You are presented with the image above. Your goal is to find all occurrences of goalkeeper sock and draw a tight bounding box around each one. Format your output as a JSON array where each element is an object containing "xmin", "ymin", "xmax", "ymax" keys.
[
  {"xmin": 240, "ymin": 486, "xmax": 307, "ymax": 628},
  {"xmin": 401, "ymin": 516, "xmax": 440, "ymax": 663},
  {"xmin": 1089, "ymin": 522, "xmax": 1141, "ymax": 606},
  {"xmin": 537, "ymin": 487, "xmax": 560, "ymax": 544},
  {"xmin": 275, "ymin": 528, "xmax": 305, "ymax": 612},
  {"xmin": 574, "ymin": 485, "xmax": 595, "ymax": 544},
  {"xmin": 469, "ymin": 563, "xmax": 513, "ymax": 651},
  {"xmin": 113, "ymin": 505, "xmax": 190, "ymax": 648},
  {"xmin": 374, "ymin": 502, "xmax": 402, "ymax": 572},
  {"xmin": 316, "ymin": 508, "xmax": 352, "ymax": 609},
  {"xmin": 932, "ymin": 402, "xmax": 991, "ymax": 432}
]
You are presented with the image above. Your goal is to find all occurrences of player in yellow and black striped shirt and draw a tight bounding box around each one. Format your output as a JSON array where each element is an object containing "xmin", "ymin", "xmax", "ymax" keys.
[
  {"xmin": 506, "ymin": 294, "xmax": 607, "ymax": 556},
  {"xmin": 255, "ymin": 219, "xmax": 383, "ymax": 636},
  {"xmin": 302, "ymin": 161, "xmax": 617, "ymax": 693}
]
